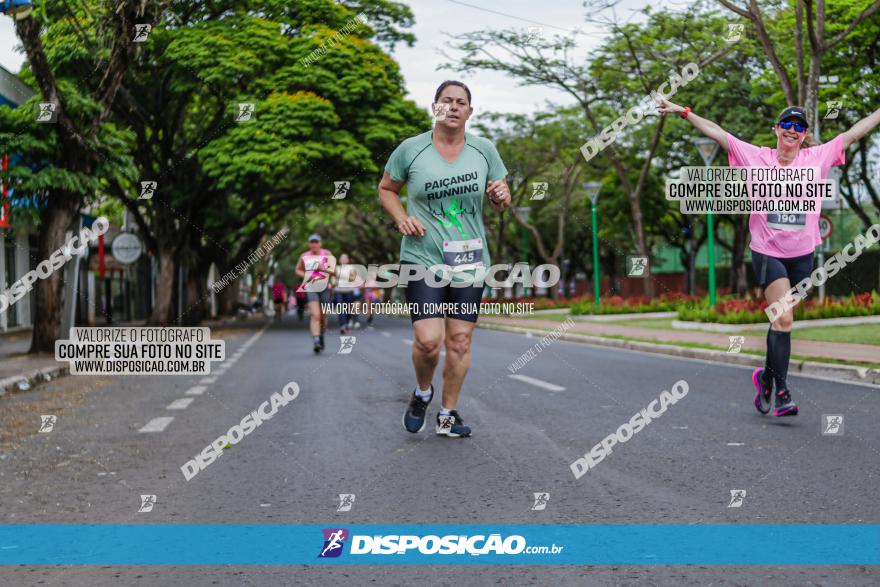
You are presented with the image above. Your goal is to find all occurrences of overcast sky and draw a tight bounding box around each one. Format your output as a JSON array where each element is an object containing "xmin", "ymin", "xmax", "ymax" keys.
[{"xmin": 0, "ymin": 0, "xmax": 655, "ymax": 115}]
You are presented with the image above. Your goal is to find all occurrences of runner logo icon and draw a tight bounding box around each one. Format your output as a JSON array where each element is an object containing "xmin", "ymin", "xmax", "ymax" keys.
[
  {"xmin": 338, "ymin": 336, "xmax": 356, "ymax": 354},
  {"xmin": 133, "ymin": 24, "xmax": 152, "ymax": 42},
  {"xmin": 628, "ymin": 256, "xmax": 649, "ymax": 277},
  {"xmin": 38, "ymin": 415, "xmax": 57, "ymax": 433},
  {"xmin": 727, "ymin": 336, "xmax": 745, "ymax": 353},
  {"xmin": 139, "ymin": 181, "xmax": 157, "ymax": 200},
  {"xmin": 236, "ymin": 103, "xmax": 255, "ymax": 122},
  {"xmin": 332, "ymin": 181, "xmax": 350, "ymax": 200},
  {"xmin": 37, "ymin": 102, "xmax": 57, "ymax": 122},
  {"xmin": 337, "ymin": 494, "xmax": 355, "ymax": 512},
  {"xmin": 531, "ymin": 492, "xmax": 549, "ymax": 511},
  {"xmin": 319, "ymin": 528, "xmax": 348, "ymax": 558},
  {"xmin": 822, "ymin": 414, "xmax": 844, "ymax": 435},
  {"xmin": 728, "ymin": 490, "xmax": 746, "ymax": 508},
  {"xmin": 138, "ymin": 494, "xmax": 156, "ymax": 513},
  {"xmin": 824, "ymin": 100, "xmax": 842, "ymax": 120},
  {"xmin": 531, "ymin": 182, "xmax": 548, "ymax": 200},
  {"xmin": 726, "ymin": 23, "xmax": 743, "ymax": 43}
]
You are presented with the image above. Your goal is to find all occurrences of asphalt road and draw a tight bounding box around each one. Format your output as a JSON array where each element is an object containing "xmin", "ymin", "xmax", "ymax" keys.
[{"xmin": 0, "ymin": 313, "xmax": 878, "ymax": 586}]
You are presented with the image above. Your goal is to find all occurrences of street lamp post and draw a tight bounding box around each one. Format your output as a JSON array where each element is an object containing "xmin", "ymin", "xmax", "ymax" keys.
[
  {"xmin": 514, "ymin": 205, "xmax": 532, "ymax": 297},
  {"xmin": 584, "ymin": 182, "xmax": 602, "ymax": 306},
  {"xmin": 694, "ymin": 138, "xmax": 719, "ymax": 306}
]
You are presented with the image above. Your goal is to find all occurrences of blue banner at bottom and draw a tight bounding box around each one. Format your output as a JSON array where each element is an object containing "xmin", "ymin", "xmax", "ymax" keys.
[{"xmin": 0, "ymin": 524, "xmax": 878, "ymax": 565}]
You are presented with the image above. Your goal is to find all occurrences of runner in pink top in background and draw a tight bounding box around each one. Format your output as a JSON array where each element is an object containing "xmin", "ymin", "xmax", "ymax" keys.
[
  {"xmin": 271, "ymin": 277, "xmax": 288, "ymax": 322},
  {"xmin": 657, "ymin": 97, "xmax": 880, "ymax": 419},
  {"xmin": 295, "ymin": 234, "xmax": 336, "ymax": 354}
]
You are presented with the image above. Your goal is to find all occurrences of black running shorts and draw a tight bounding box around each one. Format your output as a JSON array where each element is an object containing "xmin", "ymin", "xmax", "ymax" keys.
[
  {"xmin": 750, "ymin": 249, "xmax": 814, "ymax": 289},
  {"xmin": 401, "ymin": 262, "xmax": 484, "ymax": 323}
]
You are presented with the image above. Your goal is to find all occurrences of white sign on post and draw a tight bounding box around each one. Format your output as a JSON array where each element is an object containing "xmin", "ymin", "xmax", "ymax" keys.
[{"xmin": 111, "ymin": 233, "xmax": 143, "ymax": 264}]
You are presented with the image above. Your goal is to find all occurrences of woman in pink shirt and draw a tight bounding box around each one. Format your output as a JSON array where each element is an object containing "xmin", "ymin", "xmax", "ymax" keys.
[
  {"xmin": 271, "ymin": 277, "xmax": 287, "ymax": 322},
  {"xmin": 658, "ymin": 98, "xmax": 880, "ymax": 417},
  {"xmin": 295, "ymin": 234, "xmax": 337, "ymax": 354}
]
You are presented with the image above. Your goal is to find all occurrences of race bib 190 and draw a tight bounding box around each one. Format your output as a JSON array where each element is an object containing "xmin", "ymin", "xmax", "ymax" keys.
[{"xmin": 767, "ymin": 213, "xmax": 807, "ymax": 231}]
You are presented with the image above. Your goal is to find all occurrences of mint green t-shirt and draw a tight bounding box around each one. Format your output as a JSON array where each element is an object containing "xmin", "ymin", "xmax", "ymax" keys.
[{"xmin": 385, "ymin": 130, "xmax": 508, "ymax": 276}]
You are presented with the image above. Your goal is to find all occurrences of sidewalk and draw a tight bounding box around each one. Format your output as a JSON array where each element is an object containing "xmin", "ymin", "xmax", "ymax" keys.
[
  {"xmin": 0, "ymin": 330, "xmax": 63, "ymax": 394},
  {"xmin": 482, "ymin": 316, "xmax": 879, "ymax": 364},
  {"xmin": 0, "ymin": 315, "xmax": 268, "ymax": 396}
]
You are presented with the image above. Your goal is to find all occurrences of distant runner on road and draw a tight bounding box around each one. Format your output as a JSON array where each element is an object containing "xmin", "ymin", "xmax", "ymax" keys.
[
  {"xmin": 295, "ymin": 234, "xmax": 336, "ymax": 354},
  {"xmin": 271, "ymin": 276, "xmax": 287, "ymax": 322},
  {"xmin": 378, "ymin": 80, "xmax": 511, "ymax": 438}
]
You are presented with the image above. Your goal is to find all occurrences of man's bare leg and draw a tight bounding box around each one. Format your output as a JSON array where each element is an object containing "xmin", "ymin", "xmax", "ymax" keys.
[
  {"xmin": 403, "ymin": 317, "xmax": 444, "ymax": 433},
  {"xmin": 412, "ymin": 317, "xmax": 444, "ymax": 390},
  {"xmin": 440, "ymin": 318, "xmax": 475, "ymax": 411}
]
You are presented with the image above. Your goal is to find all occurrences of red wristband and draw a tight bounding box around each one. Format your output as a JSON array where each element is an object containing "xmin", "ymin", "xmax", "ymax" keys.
[{"xmin": 680, "ymin": 106, "xmax": 691, "ymax": 119}]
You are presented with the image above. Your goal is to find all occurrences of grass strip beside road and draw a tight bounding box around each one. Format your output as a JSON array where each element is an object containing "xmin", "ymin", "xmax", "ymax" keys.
[
  {"xmin": 481, "ymin": 320, "xmax": 880, "ymax": 370},
  {"xmin": 514, "ymin": 312, "xmax": 880, "ymax": 346}
]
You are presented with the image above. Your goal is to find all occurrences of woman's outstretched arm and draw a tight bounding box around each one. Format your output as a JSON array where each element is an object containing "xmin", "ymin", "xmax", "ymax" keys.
[
  {"xmin": 843, "ymin": 107, "xmax": 880, "ymax": 149},
  {"xmin": 656, "ymin": 97, "xmax": 729, "ymax": 150}
]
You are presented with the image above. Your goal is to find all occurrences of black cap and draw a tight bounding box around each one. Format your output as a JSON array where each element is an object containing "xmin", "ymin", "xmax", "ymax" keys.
[{"xmin": 778, "ymin": 106, "xmax": 809, "ymax": 128}]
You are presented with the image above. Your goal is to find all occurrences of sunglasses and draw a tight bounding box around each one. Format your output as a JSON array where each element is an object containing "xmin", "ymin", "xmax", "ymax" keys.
[{"xmin": 778, "ymin": 120, "xmax": 806, "ymax": 133}]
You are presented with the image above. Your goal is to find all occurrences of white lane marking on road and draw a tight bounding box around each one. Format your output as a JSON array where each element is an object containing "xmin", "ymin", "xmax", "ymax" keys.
[
  {"xmin": 727, "ymin": 442, "xmax": 744, "ymax": 446},
  {"xmin": 138, "ymin": 417, "xmax": 174, "ymax": 433},
  {"xmin": 381, "ymin": 332, "xmax": 391, "ymax": 337},
  {"xmin": 507, "ymin": 374, "xmax": 565, "ymax": 392},
  {"xmin": 185, "ymin": 386, "xmax": 207, "ymax": 396},
  {"xmin": 199, "ymin": 377, "xmax": 217, "ymax": 384},
  {"xmin": 403, "ymin": 338, "xmax": 413, "ymax": 345},
  {"xmin": 167, "ymin": 398, "xmax": 194, "ymax": 410},
  {"xmin": 673, "ymin": 426, "xmax": 689, "ymax": 430}
]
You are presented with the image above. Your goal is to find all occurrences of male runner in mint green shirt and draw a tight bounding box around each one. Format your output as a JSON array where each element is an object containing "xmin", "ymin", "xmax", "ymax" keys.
[{"xmin": 378, "ymin": 80, "xmax": 511, "ymax": 439}]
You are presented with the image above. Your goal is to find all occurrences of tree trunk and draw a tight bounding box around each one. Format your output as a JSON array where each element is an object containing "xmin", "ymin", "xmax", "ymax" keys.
[
  {"xmin": 546, "ymin": 259, "xmax": 559, "ymax": 300},
  {"xmin": 686, "ymin": 240, "xmax": 697, "ymax": 296},
  {"xmin": 627, "ymin": 194, "xmax": 654, "ymax": 298},
  {"xmin": 28, "ymin": 198, "xmax": 79, "ymax": 353},
  {"xmin": 149, "ymin": 245, "xmax": 177, "ymax": 325},
  {"xmin": 216, "ymin": 275, "xmax": 239, "ymax": 316},
  {"xmin": 183, "ymin": 264, "xmax": 208, "ymax": 326}
]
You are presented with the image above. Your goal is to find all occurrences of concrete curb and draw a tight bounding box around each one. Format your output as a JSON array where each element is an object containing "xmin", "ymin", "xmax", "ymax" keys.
[
  {"xmin": 573, "ymin": 311, "xmax": 677, "ymax": 322},
  {"xmin": 673, "ymin": 314, "xmax": 880, "ymax": 333},
  {"xmin": 0, "ymin": 363, "xmax": 70, "ymax": 397},
  {"xmin": 479, "ymin": 322, "xmax": 880, "ymax": 386}
]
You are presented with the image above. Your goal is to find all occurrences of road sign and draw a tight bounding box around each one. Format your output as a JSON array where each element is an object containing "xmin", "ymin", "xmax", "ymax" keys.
[
  {"xmin": 111, "ymin": 233, "xmax": 143, "ymax": 264},
  {"xmin": 818, "ymin": 215, "xmax": 833, "ymax": 240},
  {"xmin": 694, "ymin": 138, "xmax": 719, "ymax": 166}
]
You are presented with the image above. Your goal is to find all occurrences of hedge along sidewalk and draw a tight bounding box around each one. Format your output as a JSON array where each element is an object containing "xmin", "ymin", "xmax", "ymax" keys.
[{"xmin": 480, "ymin": 316, "xmax": 880, "ymax": 383}]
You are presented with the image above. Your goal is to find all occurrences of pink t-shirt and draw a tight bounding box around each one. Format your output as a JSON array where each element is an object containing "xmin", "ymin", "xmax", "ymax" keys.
[
  {"xmin": 726, "ymin": 132, "xmax": 845, "ymax": 258},
  {"xmin": 298, "ymin": 248, "xmax": 333, "ymax": 292}
]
